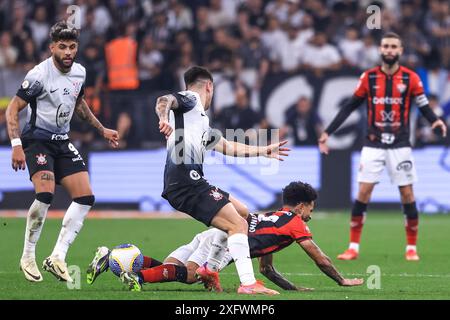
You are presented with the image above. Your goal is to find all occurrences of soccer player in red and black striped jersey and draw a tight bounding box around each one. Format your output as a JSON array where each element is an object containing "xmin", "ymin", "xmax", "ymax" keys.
[
  {"xmin": 92, "ymin": 182, "xmax": 363, "ymax": 291},
  {"xmin": 318, "ymin": 32, "xmax": 447, "ymax": 261}
]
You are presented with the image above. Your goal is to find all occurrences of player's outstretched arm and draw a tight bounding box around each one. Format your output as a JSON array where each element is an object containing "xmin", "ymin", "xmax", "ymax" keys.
[
  {"xmin": 259, "ymin": 254, "xmax": 313, "ymax": 291},
  {"xmin": 213, "ymin": 138, "xmax": 290, "ymax": 161},
  {"xmin": 155, "ymin": 94, "xmax": 179, "ymax": 139},
  {"xmin": 318, "ymin": 95, "xmax": 364, "ymax": 155},
  {"xmin": 299, "ymin": 240, "xmax": 363, "ymax": 286},
  {"xmin": 75, "ymin": 97, "xmax": 119, "ymax": 148},
  {"xmin": 6, "ymin": 96, "xmax": 28, "ymax": 171}
]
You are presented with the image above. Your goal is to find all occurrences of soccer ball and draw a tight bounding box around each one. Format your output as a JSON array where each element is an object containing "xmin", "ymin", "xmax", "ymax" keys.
[{"xmin": 108, "ymin": 244, "xmax": 144, "ymax": 277}]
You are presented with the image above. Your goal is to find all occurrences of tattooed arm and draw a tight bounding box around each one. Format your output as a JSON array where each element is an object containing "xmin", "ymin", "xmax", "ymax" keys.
[
  {"xmin": 299, "ymin": 240, "xmax": 363, "ymax": 286},
  {"xmin": 259, "ymin": 254, "xmax": 312, "ymax": 291},
  {"xmin": 6, "ymin": 96, "xmax": 28, "ymax": 171},
  {"xmin": 155, "ymin": 94, "xmax": 178, "ymax": 139},
  {"xmin": 213, "ymin": 138, "xmax": 290, "ymax": 160},
  {"xmin": 75, "ymin": 97, "xmax": 119, "ymax": 148}
]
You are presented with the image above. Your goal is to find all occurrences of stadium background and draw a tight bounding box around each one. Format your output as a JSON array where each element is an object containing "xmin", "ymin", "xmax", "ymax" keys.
[{"xmin": 0, "ymin": 0, "xmax": 449, "ymax": 214}]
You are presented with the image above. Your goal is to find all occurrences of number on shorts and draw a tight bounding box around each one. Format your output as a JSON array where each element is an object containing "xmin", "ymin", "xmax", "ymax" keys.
[{"xmin": 68, "ymin": 143, "xmax": 80, "ymax": 156}]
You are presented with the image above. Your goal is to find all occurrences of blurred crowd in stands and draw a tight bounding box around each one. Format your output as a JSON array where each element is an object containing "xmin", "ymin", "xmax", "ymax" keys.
[{"xmin": 0, "ymin": 0, "xmax": 449, "ymax": 150}]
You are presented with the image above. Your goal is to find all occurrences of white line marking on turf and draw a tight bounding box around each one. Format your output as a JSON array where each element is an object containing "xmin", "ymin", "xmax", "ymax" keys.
[{"xmin": 220, "ymin": 272, "xmax": 450, "ymax": 278}]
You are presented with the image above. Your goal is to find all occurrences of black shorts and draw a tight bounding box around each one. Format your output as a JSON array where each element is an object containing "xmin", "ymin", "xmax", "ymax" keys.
[
  {"xmin": 23, "ymin": 139, "xmax": 88, "ymax": 184},
  {"xmin": 163, "ymin": 180, "xmax": 230, "ymax": 227}
]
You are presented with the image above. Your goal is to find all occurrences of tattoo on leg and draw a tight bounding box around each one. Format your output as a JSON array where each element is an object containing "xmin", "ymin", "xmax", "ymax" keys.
[{"xmin": 40, "ymin": 173, "xmax": 55, "ymax": 181}]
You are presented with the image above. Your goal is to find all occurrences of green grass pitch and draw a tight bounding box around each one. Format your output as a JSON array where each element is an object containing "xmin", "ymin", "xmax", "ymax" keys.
[{"xmin": 1, "ymin": 212, "xmax": 450, "ymax": 300}]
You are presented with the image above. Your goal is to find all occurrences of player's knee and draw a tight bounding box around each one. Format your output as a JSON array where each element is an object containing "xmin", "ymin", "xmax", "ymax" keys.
[
  {"xmin": 358, "ymin": 189, "xmax": 372, "ymax": 202},
  {"xmin": 400, "ymin": 190, "xmax": 414, "ymax": 203},
  {"xmin": 185, "ymin": 265, "xmax": 198, "ymax": 284},
  {"xmin": 73, "ymin": 195, "xmax": 95, "ymax": 206},
  {"xmin": 36, "ymin": 192, "xmax": 53, "ymax": 205}
]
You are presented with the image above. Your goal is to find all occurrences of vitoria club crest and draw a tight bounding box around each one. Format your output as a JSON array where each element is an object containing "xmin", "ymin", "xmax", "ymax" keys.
[{"xmin": 397, "ymin": 83, "xmax": 407, "ymax": 94}]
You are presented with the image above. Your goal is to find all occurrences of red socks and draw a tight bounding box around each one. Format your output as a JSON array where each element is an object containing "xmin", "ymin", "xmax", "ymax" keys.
[
  {"xmin": 405, "ymin": 218, "xmax": 418, "ymax": 246},
  {"xmin": 143, "ymin": 256, "xmax": 162, "ymax": 268},
  {"xmin": 350, "ymin": 215, "xmax": 365, "ymax": 244},
  {"xmin": 139, "ymin": 264, "xmax": 188, "ymax": 283}
]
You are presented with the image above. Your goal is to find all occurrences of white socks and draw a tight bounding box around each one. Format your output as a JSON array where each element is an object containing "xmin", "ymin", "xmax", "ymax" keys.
[
  {"xmin": 406, "ymin": 245, "xmax": 417, "ymax": 252},
  {"xmin": 22, "ymin": 200, "xmax": 50, "ymax": 260},
  {"xmin": 349, "ymin": 242, "xmax": 360, "ymax": 252},
  {"xmin": 51, "ymin": 201, "xmax": 91, "ymax": 261},
  {"xmin": 206, "ymin": 229, "xmax": 228, "ymax": 272},
  {"xmin": 227, "ymin": 233, "xmax": 256, "ymax": 286}
]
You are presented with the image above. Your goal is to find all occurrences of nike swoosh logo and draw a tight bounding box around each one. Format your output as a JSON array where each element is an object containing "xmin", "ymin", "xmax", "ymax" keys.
[
  {"xmin": 56, "ymin": 265, "xmax": 66, "ymax": 274},
  {"xmin": 50, "ymin": 88, "xmax": 58, "ymax": 93},
  {"xmin": 201, "ymin": 113, "xmax": 206, "ymax": 117},
  {"xmin": 24, "ymin": 268, "xmax": 41, "ymax": 280}
]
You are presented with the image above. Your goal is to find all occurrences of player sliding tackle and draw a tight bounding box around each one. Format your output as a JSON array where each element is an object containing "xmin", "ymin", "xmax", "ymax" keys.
[
  {"xmin": 87, "ymin": 182, "xmax": 363, "ymax": 291},
  {"xmin": 156, "ymin": 66, "xmax": 289, "ymax": 295}
]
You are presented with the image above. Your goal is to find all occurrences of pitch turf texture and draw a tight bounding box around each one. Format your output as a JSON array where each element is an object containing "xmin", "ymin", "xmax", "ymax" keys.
[{"xmin": 1, "ymin": 212, "xmax": 449, "ymax": 300}]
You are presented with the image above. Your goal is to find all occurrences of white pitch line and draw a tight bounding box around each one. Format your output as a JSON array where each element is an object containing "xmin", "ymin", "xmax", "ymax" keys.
[{"xmin": 220, "ymin": 272, "xmax": 450, "ymax": 278}]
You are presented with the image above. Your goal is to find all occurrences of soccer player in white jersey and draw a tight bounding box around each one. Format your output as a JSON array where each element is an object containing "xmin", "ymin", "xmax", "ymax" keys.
[
  {"xmin": 5, "ymin": 21, "xmax": 119, "ymax": 283},
  {"xmin": 155, "ymin": 66, "xmax": 290, "ymax": 295}
]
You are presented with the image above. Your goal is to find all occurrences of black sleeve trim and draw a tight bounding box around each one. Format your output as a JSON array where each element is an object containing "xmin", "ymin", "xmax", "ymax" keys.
[
  {"xmin": 418, "ymin": 104, "xmax": 439, "ymax": 124},
  {"xmin": 295, "ymin": 236, "xmax": 312, "ymax": 243},
  {"xmin": 325, "ymin": 95, "xmax": 365, "ymax": 135}
]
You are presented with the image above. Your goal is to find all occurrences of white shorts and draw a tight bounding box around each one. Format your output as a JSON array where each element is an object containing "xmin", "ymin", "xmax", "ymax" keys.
[
  {"xmin": 357, "ymin": 146, "xmax": 418, "ymax": 186},
  {"xmin": 167, "ymin": 229, "xmax": 216, "ymax": 267}
]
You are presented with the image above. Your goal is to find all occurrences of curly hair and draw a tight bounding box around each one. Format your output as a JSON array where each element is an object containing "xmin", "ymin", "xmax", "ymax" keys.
[{"xmin": 282, "ymin": 181, "xmax": 318, "ymax": 207}]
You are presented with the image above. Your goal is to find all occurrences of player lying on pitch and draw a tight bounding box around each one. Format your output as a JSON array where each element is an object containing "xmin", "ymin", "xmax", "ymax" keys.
[{"xmin": 87, "ymin": 181, "xmax": 363, "ymax": 292}]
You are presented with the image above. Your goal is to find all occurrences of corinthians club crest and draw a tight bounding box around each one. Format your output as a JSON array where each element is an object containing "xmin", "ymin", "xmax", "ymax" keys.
[
  {"xmin": 36, "ymin": 153, "xmax": 47, "ymax": 165},
  {"xmin": 209, "ymin": 188, "xmax": 223, "ymax": 201}
]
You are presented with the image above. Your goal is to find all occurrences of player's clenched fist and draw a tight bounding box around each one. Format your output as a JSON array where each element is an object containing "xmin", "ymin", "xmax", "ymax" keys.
[
  {"xmin": 11, "ymin": 146, "xmax": 26, "ymax": 171},
  {"xmin": 103, "ymin": 128, "xmax": 119, "ymax": 148},
  {"xmin": 159, "ymin": 120, "xmax": 173, "ymax": 139}
]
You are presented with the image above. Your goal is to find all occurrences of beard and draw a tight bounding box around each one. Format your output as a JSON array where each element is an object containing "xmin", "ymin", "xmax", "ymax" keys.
[
  {"xmin": 54, "ymin": 55, "xmax": 74, "ymax": 70},
  {"xmin": 381, "ymin": 53, "xmax": 400, "ymax": 66}
]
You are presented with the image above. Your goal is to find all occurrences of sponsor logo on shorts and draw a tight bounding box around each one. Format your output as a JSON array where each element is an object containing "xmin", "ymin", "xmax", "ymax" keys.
[
  {"xmin": 72, "ymin": 155, "xmax": 83, "ymax": 162},
  {"xmin": 209, "ymin": 188, "xmax": 223, "ymax": 201},
  {"xmin": 51, "ymin": 134, "xmax": 69, "ymax": 140},
  {"xmin": 396, "ymin": 160, "xmax": 413, "ymax": 172},
  {"xmin": 189, "ymin": 170, "xmax": 201, "ymax": 181},
  {"xmin": 36, "ymin": 153, "xmax": 47, "ymax": 165}
]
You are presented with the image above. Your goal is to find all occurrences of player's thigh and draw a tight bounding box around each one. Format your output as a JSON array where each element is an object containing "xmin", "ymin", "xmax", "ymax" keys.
[
  {"xmin": 228, "ymin": 194, "xmax": 249, "ymax": 218},
  {"xmin": 386, "ymin": 147, "xmax": 418, "ymax": 187},
  {"xmin": 60, "ymin": 171, "xmax": 93, "ymax": 198},
  {"xmin": 31, "ymin": 170, "xmax": 56, "ymax": 193},
  {"xmin": 23, "ymin": 139, "xmax": 56, "ymax": 193},
  {"xmin": 210, "ymin": 203, "xmax": 248, "ymax": 235},
  {"xmin": 357, "ymin": 147, "xmax": 386, "ymax": 184},
  {"xmin": 165, "ymin": 234, "xmax": 201, "ymax": 266}
]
